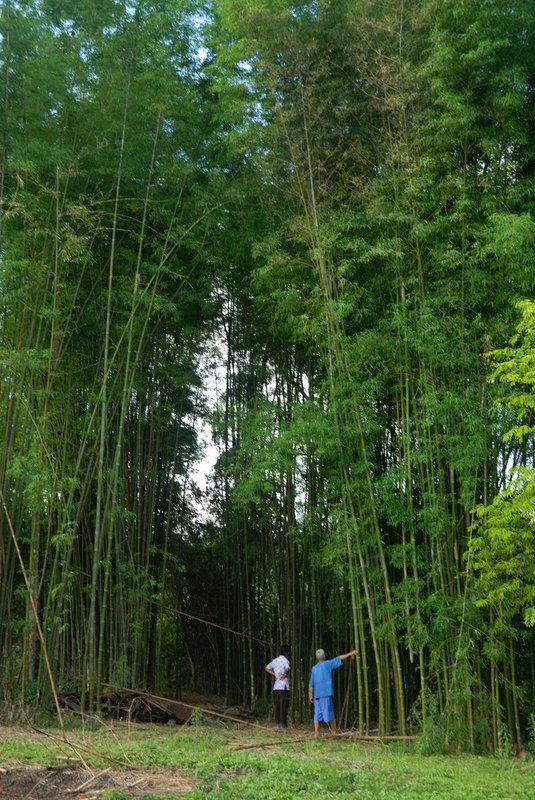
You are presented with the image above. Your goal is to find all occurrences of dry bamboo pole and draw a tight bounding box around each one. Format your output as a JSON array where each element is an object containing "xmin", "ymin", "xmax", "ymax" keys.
[{"xmin": 232, "ymin": 732, "xmax": 417, "ymax": 751}]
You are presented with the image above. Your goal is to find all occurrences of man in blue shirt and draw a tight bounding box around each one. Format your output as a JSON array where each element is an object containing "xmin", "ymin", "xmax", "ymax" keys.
[{"xmin": 309, "ymin": 648, "xmax": 358, "ymax": 737}]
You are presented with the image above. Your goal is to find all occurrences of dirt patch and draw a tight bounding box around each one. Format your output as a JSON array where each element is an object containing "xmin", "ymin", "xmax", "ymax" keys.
[{"xmin": 0, "ymin": 763, "xmax": 194, "ymax": 799}]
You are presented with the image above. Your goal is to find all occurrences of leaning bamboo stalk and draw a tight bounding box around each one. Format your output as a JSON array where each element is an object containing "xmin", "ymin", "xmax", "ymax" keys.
[
  {"xmin": 31, "ymin": 726, "xmax": 128, "ymax": 767},
  {"xmin": 0, "ymin": 491, "xmax": 63, "ymax": 726}
]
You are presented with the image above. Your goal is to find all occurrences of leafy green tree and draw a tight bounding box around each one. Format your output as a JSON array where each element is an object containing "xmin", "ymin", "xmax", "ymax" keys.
[{"xmin": 472, "ymin": 301, "xmax": 535, "ymax": 629}]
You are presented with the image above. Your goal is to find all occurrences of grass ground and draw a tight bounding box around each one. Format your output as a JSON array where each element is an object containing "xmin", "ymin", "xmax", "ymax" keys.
[{"xmin": 0, "ymin": 721, "xmax": 533, "ymax": 800}]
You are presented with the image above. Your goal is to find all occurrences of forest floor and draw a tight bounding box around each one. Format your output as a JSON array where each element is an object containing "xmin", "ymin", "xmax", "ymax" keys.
[{"xmin": 0, "ymin": 720, "xmax": 533, "ymax": 800}]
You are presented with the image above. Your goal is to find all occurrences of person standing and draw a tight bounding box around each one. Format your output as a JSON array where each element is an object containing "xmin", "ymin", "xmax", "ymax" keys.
[
  {"xmin": 265, "ymin": 644, "xmax": 291, "ymax": 729},
  {"xmin": 309, "ymin": 648, "xmax": 357, "ymax": 737}
]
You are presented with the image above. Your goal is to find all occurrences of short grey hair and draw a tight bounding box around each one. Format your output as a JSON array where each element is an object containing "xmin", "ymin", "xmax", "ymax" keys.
[{"xmin": 316, "ymin": 648, "xmax": 326, "ymax": 660}]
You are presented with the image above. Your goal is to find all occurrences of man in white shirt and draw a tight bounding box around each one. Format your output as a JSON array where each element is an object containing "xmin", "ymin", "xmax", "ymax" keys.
[{"xmin": 265, "ymin": 644, "xmax": 291, "ymax": 728}]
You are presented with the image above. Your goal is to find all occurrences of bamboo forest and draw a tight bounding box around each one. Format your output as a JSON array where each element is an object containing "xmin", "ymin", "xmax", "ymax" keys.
[{"xmin": 2, "ymin": 0, "xmax": 535, "ymax": 755}]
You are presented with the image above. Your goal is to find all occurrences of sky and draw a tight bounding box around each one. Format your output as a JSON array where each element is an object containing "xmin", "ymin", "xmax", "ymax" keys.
[{"xmin": 188, "ymin": 331, "xmax": 227, "ymax": 520}]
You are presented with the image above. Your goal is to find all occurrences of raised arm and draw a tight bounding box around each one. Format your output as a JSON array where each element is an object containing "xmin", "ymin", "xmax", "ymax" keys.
[{"xmin": 339, "ymin": 649, "xmax": 358, "ymax": 660}]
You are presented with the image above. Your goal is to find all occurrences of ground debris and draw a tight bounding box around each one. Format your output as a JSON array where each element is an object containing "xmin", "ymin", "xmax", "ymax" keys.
[
  {"xmin": 57, "ymin": 688, "xmax": 257, "ymax": 729},
  {"xmin": 0, "ymin": 762, "xmax": 194, "ymax": 799},
  {"xmin": 59, "ymin": 689, "xmax": 194, "ymax": 725}
]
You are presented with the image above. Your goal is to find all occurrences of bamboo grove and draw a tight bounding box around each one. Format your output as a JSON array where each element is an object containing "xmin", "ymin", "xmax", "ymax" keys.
[{"xmin": 1, "ymin": 0, "xmax": 535, "ymax": 751}]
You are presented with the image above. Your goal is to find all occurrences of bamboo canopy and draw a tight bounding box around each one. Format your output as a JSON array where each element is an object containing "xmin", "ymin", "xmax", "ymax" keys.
[{"xmin": 1, "ymin": 0, "xmax": 535, "ymax": 753}]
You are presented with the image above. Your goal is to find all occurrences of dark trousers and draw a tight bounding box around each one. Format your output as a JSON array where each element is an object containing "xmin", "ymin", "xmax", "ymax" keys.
[{"xmin": 273, "ymin": 689, "xmax": 290, "ymax": 727}]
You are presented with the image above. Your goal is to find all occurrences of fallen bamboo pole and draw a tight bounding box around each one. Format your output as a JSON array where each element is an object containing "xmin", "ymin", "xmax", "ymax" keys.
[
  {"xmin": 232, "ymin": 735, "xmax": 315, "ymax": 750},
  {"xmin": 231, "ymin": 731, "xmax": 417, "ymax": 751},
  {"xmin": 73, "ymin": 767, "xmax": 111, "ymax": 793},
  {"xmin": 31, "ymin": 726, "xmax": 130, "ymax": 767},
  {"xmin": 31, "ymin": 726, "xmax": 93, "ymax": 773},
  {"xmin": 350, "ymin": 734, "xmax": 416, "ymax": 741}
]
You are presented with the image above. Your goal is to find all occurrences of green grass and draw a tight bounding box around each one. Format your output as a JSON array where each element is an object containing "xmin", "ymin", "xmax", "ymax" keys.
[{"xmin": 0, "ymin": 723, "xmax": 533, "ymax": 800}]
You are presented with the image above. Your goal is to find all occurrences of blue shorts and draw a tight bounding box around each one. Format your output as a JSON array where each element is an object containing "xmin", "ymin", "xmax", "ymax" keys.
[{"xmin": 314, "ymin": 696, "xmax": 334, "ymax": 722}]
